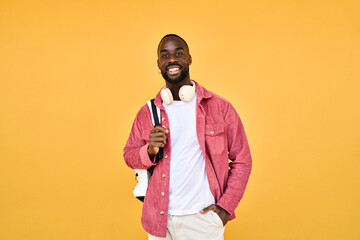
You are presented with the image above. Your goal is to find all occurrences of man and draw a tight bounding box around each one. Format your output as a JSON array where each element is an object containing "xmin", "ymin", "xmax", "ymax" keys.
[{"xmin": 123, "ymin": 34, "xmax": 252, "ymax": 239}]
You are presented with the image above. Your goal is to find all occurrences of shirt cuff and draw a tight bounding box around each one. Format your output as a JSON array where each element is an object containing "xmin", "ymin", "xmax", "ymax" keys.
[{"xmin": 139, "ymin": 143, "xmax": 157, "ymax": 168}]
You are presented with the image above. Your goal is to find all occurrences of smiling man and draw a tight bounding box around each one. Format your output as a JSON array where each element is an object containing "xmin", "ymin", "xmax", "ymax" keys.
[{"xmin": 123, "ymin": 34, "xmax": 252, "ymax": 240}]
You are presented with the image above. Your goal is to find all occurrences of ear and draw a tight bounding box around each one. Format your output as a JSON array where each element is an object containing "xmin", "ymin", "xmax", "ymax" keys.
[
  {"xmin": 188, "ymin": 55, "xmax": 192, "ymax": 65},
  {"xmin": 157, "ymin": 59, "xmax": 160, "ymax": 69}
]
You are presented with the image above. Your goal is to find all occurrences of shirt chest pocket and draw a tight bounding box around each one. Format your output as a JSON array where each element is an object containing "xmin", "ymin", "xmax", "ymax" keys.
[{"xmin": 205, "ymin": 124, "xmax": 225, "ymax": 155}]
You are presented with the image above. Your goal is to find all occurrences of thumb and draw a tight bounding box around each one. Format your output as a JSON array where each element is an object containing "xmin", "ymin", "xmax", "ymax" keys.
[
  {"xmin": 148, "ymin": 145, "xmax": 159, "ymax": 157},
  {"xmin": 200, "ymin": 204, "xmax": 215, "ymax": 214},
  {"xmin": 153, "ymin": 146, "xmax": 159, "ymax": 154}
]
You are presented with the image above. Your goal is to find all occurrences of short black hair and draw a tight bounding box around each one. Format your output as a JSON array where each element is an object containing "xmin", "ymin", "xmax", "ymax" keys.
[{"xmin": 157, "ymin": 34, "xmax": 189, "ymax": 53}]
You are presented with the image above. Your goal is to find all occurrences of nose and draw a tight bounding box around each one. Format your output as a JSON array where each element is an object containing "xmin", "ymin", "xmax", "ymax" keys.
[{"xmin": 168, "ymin": 53, "xmax": 178, "ymax": 63}]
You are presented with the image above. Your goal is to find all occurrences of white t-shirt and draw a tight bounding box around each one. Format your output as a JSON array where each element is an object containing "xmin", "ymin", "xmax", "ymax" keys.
[{"xmin": 163, "ymin": 93, "xmax": 215, "ymax": 215}]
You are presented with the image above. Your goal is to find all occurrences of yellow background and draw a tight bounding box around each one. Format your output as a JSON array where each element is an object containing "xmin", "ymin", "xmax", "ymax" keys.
[{"xmin": 0, "ymin": 0, "xmax": 359, "ymax": 239}]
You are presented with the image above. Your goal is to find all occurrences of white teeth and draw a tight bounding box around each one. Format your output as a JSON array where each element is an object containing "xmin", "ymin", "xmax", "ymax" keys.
[{"xmin": 169, "ymin": 67, "xmax": 179, "ymax": 72}]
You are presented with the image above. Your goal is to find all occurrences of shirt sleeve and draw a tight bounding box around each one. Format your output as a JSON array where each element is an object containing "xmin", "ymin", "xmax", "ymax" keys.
[
  {"xmin": 216, "ymin": 102, "xmax": 252, "ymax": 217},
  {"xmin": 123, "ymin": 106, "xmax": 157, "ymax": 169}
]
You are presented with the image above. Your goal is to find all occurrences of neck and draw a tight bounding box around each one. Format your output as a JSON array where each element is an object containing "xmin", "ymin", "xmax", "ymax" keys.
[{"xmin": 165, "ymin": 76, "xmax": 192, "ymax": 101}]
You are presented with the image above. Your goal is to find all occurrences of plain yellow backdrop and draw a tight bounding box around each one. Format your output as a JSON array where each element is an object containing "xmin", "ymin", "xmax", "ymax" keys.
[{"xmin": 0, "ymin": 0, "xmax": 359, "ymax": 239}]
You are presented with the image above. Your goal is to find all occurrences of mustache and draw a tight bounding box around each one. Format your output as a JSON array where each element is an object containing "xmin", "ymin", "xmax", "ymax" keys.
[{"xmin": 166, "ymin": 63, "xmax": 182, "ymax": 69}]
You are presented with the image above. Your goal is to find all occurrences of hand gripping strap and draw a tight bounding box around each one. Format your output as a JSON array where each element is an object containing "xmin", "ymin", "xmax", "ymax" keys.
[{"xmin": 147, "ymin": 99, "xmax": 163, "ymax": 160}]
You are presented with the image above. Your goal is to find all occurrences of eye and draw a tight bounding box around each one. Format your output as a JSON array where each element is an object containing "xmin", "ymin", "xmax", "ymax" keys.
[
  {"xmin": 161, "ymin": 54, "xmax": 169, "ymax": 59},
  {"xmin": 175, "ymin": 52, "xmax": 183, "ymax": 56}
]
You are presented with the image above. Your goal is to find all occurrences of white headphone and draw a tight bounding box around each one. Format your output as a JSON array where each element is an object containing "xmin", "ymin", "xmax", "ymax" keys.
[{"xmin": 161, "ymin": 81, "xmax": 196, "ymax": 105}]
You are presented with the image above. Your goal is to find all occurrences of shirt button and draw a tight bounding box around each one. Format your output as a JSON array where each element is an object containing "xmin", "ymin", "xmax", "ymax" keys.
[
  {"xmin": 162, "ymin": 117, "xmax": 165, "ymax": 121},
  {"xmin": 165, "ymin": 155, "xmax": 168, "ymax": 158},
  {"xmin": 160, "ymin": 211, "xmax": 164, "ymax": 215},
  {"xmin": 210, "ymin": 130, "xmax": 214, "ymax": 134},
  {"xmin": 161, "ymin": 192, "xmax": 165, "ymax": 196},
  {"xmin": 162, "ymin": 174, "xmax": 166, "ymax": 178}
]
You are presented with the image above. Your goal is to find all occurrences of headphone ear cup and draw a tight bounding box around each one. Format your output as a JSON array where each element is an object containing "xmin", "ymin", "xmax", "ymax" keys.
[
  {"xmin": 161, "ymin": 87, "xmax": 173, "ymax": 105},
  {"xmin": 179, "ymin": 81, "xmax": 196, "ymax": 102}
]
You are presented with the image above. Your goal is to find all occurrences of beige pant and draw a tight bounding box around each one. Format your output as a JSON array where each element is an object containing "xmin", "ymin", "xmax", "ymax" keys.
[{"xmin": 148, "ymin": 211, "xmax": 225, "ymax": 240}]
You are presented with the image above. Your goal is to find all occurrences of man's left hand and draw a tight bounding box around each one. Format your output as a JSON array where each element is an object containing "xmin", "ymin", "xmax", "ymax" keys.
[{"xmin": 200, "ymin": 204, "xmax": 230, "ymax": 226}]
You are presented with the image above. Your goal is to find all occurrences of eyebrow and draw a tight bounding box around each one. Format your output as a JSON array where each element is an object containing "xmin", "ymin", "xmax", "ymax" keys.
[{"xmin": 160, "ymin": 47, "xmax": 185, "ymax": 53}]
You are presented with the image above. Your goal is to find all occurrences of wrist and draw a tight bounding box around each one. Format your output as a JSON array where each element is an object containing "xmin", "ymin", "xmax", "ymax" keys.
[
  {"xmin": 216, "ymin": 205, "xmax": 230, "ymax": 215},
  {"xmin": 147, "ymin": 146, "xmax": 156, "ymax": 159}
]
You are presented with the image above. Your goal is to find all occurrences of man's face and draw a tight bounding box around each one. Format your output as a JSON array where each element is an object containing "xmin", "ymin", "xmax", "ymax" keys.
[{"xmin": 157, "ymin": 37, "xmax": 192, "ymax": 84}]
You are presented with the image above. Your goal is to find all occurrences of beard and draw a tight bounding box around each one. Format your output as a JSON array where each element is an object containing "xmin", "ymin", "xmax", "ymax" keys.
[{"xmin": 161, "ymin": 65, "xmax": 189, "ymax": 84}]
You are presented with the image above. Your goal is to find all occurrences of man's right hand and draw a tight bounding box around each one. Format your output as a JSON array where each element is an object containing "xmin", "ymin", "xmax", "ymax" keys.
[{"xmin": 148, "ymin": 126, "xmax": 167, "ymax": 159}]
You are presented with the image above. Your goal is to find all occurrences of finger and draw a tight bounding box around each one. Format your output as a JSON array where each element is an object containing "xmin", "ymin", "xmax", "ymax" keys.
[
  {"xmin": 200, "ymin": 204, "xmax": 216, "ymax": 214},
  {"xmin": 150, "ymin": 142, "xmax": 165, "ymax": 147},
  {"xmin": 149, "ymin": 132, "xmax": 167, "ymax": 138},
  {"xmin": 151, "ymin": 126, "xmax": 167, "ymax": 133},
  {"xmin": 150, "ymin": 136, "xmax": 166, "ymax": 141},
  {"xmin": 150, "ymin": 142, "xmax": 165, "ymax": 148},
  {"xmin": 150, "ymin": 137, "xmax": 166, "ymax": 144}
]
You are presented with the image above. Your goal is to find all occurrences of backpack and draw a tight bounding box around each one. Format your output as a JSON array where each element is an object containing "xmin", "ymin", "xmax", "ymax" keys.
[{"xmin": 133, "ymin": 99, "xmax": 163, "ymax": 202}]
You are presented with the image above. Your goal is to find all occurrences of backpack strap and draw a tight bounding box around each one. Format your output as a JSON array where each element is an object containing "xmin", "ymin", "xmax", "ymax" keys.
[
  {"xmin": 146, "ymin": 99, "xmax": 163, "ymax": 166},
  {"xmin": 146, "ymin": 99, "xmax": 161, "ymax": 126}
]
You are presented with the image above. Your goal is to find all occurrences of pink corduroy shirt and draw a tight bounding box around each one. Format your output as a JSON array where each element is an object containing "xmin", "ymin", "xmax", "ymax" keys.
[{"xmin": 123, "ymin": 80, "xmax": 252, "ymax": 237}]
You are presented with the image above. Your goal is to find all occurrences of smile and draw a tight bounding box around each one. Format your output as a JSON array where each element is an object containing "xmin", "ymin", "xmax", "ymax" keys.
[{"xmin": 167, "ymin": 65, "xmax": 181, "ymax": 76}]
